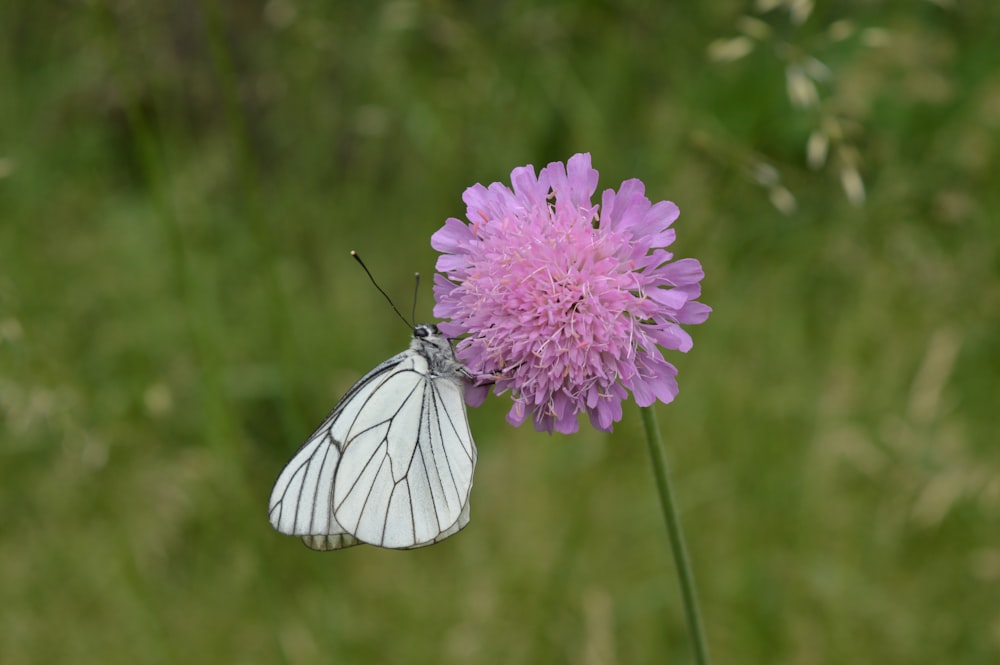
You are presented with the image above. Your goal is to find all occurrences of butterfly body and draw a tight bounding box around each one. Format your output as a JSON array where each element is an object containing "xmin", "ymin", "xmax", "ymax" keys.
[{"xmin": 268, "ymin": 324, "xmax": 476, "ymax": 550}]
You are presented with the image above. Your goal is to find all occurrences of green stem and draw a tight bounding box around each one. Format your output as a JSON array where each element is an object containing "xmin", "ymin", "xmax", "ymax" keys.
[{"xmin": 640, "ymin": 406, "xmax": 710, "ymax": 665}]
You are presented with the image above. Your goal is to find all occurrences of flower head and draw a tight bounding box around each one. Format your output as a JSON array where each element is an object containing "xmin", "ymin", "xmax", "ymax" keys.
[{"xmin": 432, "ymin": 153, "xmax": 710, "ymax": 434}]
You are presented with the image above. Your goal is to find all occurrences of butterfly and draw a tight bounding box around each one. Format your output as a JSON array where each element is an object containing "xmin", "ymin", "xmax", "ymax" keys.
[{"xmin": 268, "ymin": 323, "xmax": 477, "ymax": 550}]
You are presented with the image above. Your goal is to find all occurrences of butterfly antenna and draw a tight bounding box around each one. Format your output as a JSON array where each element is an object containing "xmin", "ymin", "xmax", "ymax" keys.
[
  {"xmin": 351, "ymin": 251, "xmax": 412, "ymax": 329},
  {"xmin": 411, "ymin": 272, "xmax": 421, "ymax": 325}
]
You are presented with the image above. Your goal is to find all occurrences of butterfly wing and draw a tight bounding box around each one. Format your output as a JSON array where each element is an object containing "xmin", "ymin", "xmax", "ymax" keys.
[
  {"xmin": 268, "ymin": 348, "xmax": 476, "ymax": 550},
  {"xmin": 332, "ymin": 356, "xmax": 476, "ymax": 549},
  {"xmin": 267, "ymin": 422, "xmax": 363, "ymax": 550},
  {"xmin": 267, "ymin": 353, "xmax": 408, "ymax": 550}
]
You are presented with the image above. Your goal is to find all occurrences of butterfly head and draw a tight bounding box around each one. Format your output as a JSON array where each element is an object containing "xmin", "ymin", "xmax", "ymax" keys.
[
  {"xmin": 412, "ymin": 323, "xmax": 465, "ymax": 377},
  {"xmin": 412, "ymin": 323, "xmax": 448, "ymax": 351}
]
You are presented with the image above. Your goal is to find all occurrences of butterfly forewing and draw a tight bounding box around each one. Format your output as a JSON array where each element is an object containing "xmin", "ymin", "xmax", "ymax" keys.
[
  {"xmin": 268, "ymin": 324, "xmax": 476, "ymax": 550},
  {"xmin": 268, "ymin": 429, "xmax": 345, "ymax": 537},
  {"xmin": 326, "ymin": 355, "xmax": 410, "ymax": 446}
]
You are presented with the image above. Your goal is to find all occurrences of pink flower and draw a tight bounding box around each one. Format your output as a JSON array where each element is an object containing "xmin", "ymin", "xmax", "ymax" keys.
[{"xmin": 432, "ymin": 153, "xmax": 710, "ymax": 434}]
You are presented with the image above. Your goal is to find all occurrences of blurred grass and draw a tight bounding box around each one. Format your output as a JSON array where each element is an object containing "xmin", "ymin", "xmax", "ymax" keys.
[{"xmin": 2, "ymin": 1, "xmax": 999, "ymax": 664}]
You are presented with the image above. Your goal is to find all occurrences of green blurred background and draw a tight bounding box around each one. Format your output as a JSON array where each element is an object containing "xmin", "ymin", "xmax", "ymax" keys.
[{"xmin": 2, "ymin": 1, "xmax": 998, "ymax": 663}]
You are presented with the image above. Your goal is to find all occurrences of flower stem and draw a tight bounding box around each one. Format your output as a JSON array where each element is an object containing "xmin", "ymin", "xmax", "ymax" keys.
[{"xmin": 639, "ymin": 406, "xmax": 710, "ymax": 665}]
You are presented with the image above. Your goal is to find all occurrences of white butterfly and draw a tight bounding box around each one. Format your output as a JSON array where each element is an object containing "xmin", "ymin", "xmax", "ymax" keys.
[{"xmin": 268, "ymin": 323, "xmax": 477, "ymax": 550}]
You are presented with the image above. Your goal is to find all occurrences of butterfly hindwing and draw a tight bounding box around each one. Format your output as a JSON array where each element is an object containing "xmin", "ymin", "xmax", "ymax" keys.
[{"xmin": 333, "ymin": 355, "xmax": 475, "ymax": 548}]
